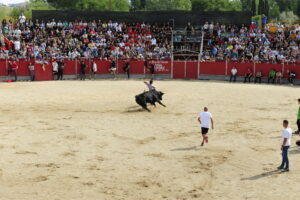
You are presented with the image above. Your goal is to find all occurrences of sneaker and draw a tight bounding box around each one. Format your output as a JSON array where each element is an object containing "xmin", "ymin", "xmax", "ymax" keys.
[
  {"xmin": 281, "ymin": 168, "xmax": 289, "ymax": 172},
  {"xmin": 277, "ymin": 166, "xmax": 284, "ymax": 170}
]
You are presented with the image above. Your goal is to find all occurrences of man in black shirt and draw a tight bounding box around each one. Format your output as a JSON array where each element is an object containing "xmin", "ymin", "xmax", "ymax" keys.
[
  {"xmin": 80, "ymin": 60, "xmax": 86, "ymax": 80},
  {"xmin": 57, "ymin": 59, "xmax": 64, "ymax": 80},
  {"xmin": 123, "ymin": 61, "xmax": 130, "ymax": 79}
]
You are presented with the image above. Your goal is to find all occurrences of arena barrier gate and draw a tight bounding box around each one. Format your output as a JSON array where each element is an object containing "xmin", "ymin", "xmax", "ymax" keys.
[{"xmin": 0, "ymin": 59, "xmax": 299, "ymax": 82}]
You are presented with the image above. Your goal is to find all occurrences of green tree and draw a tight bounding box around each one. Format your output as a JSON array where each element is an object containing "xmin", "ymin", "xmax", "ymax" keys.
[
  {"xmin": 47, "ymin": 0, "xmax": 129, "ymax": 11},
  {"xmin": 145, "ymin": 0, "xmax": 192, "ymax": 11},
  {"xmin": 191, "ymin": 0, "xmax": 241, "ymax": 11},
  {"xmin": 251, "ymin": 0, "xmax": 256, "ymax": 16},
  {"xmin": 241, "ymin": 0, "xmax": 251, "ymax": 11}
]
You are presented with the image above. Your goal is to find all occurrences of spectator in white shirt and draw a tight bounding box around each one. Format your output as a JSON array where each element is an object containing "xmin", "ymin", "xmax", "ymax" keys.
[{"xmin": 229, "ymin": 66, "xmax": 238, "ymax": 82}]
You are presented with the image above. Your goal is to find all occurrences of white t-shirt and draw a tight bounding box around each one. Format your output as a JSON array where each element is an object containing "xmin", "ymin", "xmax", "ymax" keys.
[
  {"xmin": 198, "ymin": 112, "xmax": 213, "ymax": 128},
  {"xmin": 282, "ymin": 128, "xmax": 292, "ymax": 146},
  {"xmin": 93, "ymin": 63, "xmax": 97, "ymax": 72},
  {"xmin": 231, "ymin": 68, "xmax": 237, "ymax": 75}
]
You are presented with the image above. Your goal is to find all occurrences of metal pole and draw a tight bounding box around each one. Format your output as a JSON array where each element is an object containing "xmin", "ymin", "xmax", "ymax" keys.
[
  {"xmin": 171, "ymin": 30, "xmax": 174, "ymax": 79},
  {"xmin": 225, "ymin": 57, "xmax": 228, "ymax": 76},
  {"xmin": 184, "ymin": 60, "xmax": 187, "ymax": 79},
  {"xmin": 198, "ymin": 31, "xmax": 204, "ymax": 79}
]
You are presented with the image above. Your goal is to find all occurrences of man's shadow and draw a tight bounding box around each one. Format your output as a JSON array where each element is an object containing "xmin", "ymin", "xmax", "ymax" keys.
[{"xmin": 241, "ymin": 170, "xmax": 281, "ymax": 181}]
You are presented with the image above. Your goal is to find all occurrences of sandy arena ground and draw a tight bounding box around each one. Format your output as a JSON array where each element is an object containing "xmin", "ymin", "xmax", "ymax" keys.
[{"xmin": 0, "ymin": 80, "xmax": 299, "ymax": 200}]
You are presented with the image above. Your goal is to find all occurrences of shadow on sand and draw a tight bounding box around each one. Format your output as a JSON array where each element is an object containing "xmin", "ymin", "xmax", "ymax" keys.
[
  {"xmin": 170, "ymin": 146, "xmax": 200, "ymax": 151},
  {"xmin": 241, "ymin": 170, "xmax": 281, "ymax": 181}
]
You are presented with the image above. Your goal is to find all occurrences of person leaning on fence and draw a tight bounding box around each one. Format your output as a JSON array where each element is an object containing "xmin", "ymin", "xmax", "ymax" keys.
[
  {"xmin": 28, "ymin": 62, "xmax": 35, "ymax": 81},
  {"xmin": 244, "ymin": 68, "xmax": 252, "ymax": 83},
  {"xmin": 149, "ymin": 64, "xmax": 155, "ymax": 78},
  {"xmin": 7, "ymin": 59, "xmax": 18, "ymax": 82},
  {"xmin": 275, "ymin": 71, "xmax": 282, "ymax": 84},
  {"xmin": 79, "ymin": 60, "xmax": 86, "ymax": 81},
  {"xmin": 229, "ymin": 66, "xmax": 237, "ymax": 82},
  {"xmin": 57, "ymin": 59, "xmax": 64, "ymax": 80},
  {"xmin": 254, "ymin": 70, "xmax": 262, "ymax": 84},
  {"xmin": 52, "ymin": 59, "xmax": 58, "ymax": 80},
  {"xmin": 287, "ymin": 70, "xmax": 296, "ymax": 85},
  {"xmin": 110, "ymin": 60, "xmax": 117, "ymax": 79},
  {"xmin": 92, "ymin": 61, "xmax": 97, "ymax": 80},
  {"xmin": 123, "ymin": 60, "xmax": 130, "ymax": 79},
  {"xmin": 268, "ymin": 69, "xmax": 276, "ymax": 84}
]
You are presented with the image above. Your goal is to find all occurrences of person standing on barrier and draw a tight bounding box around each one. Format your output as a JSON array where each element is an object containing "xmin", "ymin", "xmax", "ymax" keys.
[
  {"xmin": 8, "ymin": 59, "xmax": 18, "ymax": 82},
  {"xmin": 28, "ymin": 62, "xmax": 35, "ymax": 81},
  {"xmin": 123, "ymin": 60, "xmax": 130, "ymax": 79},
  {"xmin": 110, "ymin": 60, "xmax": 117, "ymax": 79},
  {"xmin": 80, "ymin": 60, "xmax": 86, "ymax": 81},
  {"xmin": 229, "ymin": 66, "xmax": 237, "ymax": 82},
  {"xmin": 57, "ymin": 59, "xmax": 64, "ymax": 80}
]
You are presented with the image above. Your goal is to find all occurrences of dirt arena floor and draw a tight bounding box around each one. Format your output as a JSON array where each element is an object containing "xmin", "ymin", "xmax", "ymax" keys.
[{"xmin": 0, "ymin": 80, "xmax": 299, "ymax": 200}]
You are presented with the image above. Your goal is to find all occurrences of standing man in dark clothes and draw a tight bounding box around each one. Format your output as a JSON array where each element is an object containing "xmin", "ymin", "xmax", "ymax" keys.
[
  {"xmin": 295, "ymin": 99, "xmax": 300, "ymax": 134},
  {"xmin": 28, "ymin": 62, "xmax": 35, "ymax": 81},
  {"xmin": 57, "ymin": 59, "xmax": 64, "ymax": 80},
  {"xmin": 8, "ymin": 59, "xmax": 18, "ymax": 82},
  {"xmin": 287, "ymin": 70, "xmax": 296, "ymax": 85},
  {"xmin": 123, "ymin": 60, "xmax": 130, "ymax": 79},
  {"xmin": 254, "ymin": 70, "xmax": 262, "ymax": 84},
  {"xmin": 80, "ymin": 60, "xmax": 86, "ymax": 80},
  {"xmin": 150, "ymin": 64, "xmax": 155, "ymax": 78}
]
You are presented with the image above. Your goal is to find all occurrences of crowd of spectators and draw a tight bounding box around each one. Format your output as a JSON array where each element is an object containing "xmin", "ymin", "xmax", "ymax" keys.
[
  {"xmin": 1, "ymin": 16, "xmax": 300, "ymax": 65},
  {"xmin": 200, "ymin": 22, "xmax": 300, "ymax": 64},
  {"xmin": 0, "ymin": 17, "xmax": 172, "ymax": 60}
]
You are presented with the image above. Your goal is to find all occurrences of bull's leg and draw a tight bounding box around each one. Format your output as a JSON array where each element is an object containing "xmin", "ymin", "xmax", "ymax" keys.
[
  {"xmin": 151, "ymin": 102, "xmax": 156, "ymax": 107},
  {"xmin": 157, "ymin": 101, "xmax": 166, "ymax": 107},
  {"xmin": 143, "ymin": 105, "xmax": 151, "ymax": 112}
]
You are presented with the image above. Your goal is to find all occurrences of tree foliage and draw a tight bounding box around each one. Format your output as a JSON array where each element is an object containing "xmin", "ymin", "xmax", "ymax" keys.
[
  {"xmin": 191, "ymin": 0, "xmax": 241, "ymax": 11},
  {"xmin": 47, "ymin": 0, "xmax": 129, "ymax": 11},
  {"xmin": 144, "ymin": 0, "xmax": 192, "ymax": 11}
]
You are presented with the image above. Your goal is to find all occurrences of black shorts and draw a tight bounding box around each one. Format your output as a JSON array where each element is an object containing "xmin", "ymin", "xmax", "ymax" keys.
[{"xmin": 201, "ymin": 127, "xmax": 209, "ymax": 135}]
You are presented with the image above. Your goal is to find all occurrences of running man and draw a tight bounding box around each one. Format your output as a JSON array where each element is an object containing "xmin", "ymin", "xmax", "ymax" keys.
[
  {"xmin": 198, "ymin": 107, "xmax": 214, "ymax": 146},
  {"xmin": 144, "ymin": 79, "xmax": 156, "ymax": 91},
  {"xmin": 278, "ymin": 120, "xmax": 292, "ymax": 172}
]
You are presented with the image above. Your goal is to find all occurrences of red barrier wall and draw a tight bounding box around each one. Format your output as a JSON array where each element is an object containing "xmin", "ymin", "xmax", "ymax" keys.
[
  {"xmin": 148, "ymin": 60, "xmax": 171, "ymax": 75},
  {"xmin": 255, "ymin": 63, "xmax": 283, "ymax": 77},
  {"xmin": 186, "ymin": 62, "xmax": 198, "ymax": 79},
  {"xmin": 173, "ymin": 61, "xmax": 185, "ymax": 79},
  {"xmin": 2, "ymin": 59, "xmax": 300, "ymax": 81},
  {"xmin": 95, "ymin": 59, "xmax": 111, "ymax": 74},
  {"xmin": 130, "ymin": 60, "xmax": 144, "ymax": 74},
  {"xmin": 34, "ymin": 61, "xmax": 52, "ymax": 81},
  {"xmin": 17, "ymin": 59, "xmax": 30, "ymax": 76},
  {"xmin": 0, "ymin": 60, "xmax": 6, "ymax": 76},
  {"xmin": 63, "ymin": 60, "xmax": 77, "ymax": 75},
  {"xmin": 200, "ymin": 62, "xmax": 226, "ymax": 75}
]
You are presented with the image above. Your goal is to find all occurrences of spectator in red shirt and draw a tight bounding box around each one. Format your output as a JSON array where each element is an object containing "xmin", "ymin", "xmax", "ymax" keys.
[
  {"xmin": 8, "ymin": 59, "xmax": 18, "ymax": 81},
  {"xmin": 244, "ymin": 68, "xmax": 252, "ymax": 83}
]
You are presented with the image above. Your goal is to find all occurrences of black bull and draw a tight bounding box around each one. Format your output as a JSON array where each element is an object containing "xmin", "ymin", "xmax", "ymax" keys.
[{"xmin": 135, "ymin": 90, "xmax": 166, "ymax": 112}]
